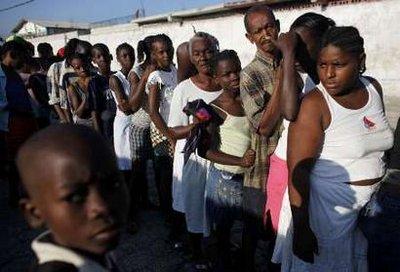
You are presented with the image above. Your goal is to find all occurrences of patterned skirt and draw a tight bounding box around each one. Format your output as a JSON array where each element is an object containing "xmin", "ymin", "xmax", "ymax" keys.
[
  {"xmin": 150, "ymin": 126, "xmax": 173, "ymax": 158},
  {"xmin": 129, "ymin": 124, "xmax": 152, "ymax": 161}
]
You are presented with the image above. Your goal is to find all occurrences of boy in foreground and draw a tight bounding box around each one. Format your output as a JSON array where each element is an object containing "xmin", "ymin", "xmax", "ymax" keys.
[{"xmin": 17, "ymin": 124, "xmax": 129, "ymax": 271}]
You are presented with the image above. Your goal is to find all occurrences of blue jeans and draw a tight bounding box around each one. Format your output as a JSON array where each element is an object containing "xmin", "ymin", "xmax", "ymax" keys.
[
  {"xmin": 359, "ymin": 169, "xmax": 400, "ymax": 272},
  {"xmin": 205, "ymin": 165, "xmax": 243, "ymax": 231}
]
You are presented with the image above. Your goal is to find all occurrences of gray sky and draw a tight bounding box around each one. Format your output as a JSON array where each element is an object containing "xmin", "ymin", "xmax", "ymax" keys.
[{"xmin": 0, "ymin": 0, "xmax": 226, "ymax": 37}]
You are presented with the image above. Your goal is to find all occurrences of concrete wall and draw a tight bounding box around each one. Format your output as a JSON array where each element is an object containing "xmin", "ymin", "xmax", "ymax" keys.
[{"xmin": 27, "ymin": 0, "xmax": 400, "ymax": 125}]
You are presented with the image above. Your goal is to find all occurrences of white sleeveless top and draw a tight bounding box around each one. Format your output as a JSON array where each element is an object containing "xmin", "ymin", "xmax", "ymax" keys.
[
  {"xmin": 145, "ymin": 65, "xmax": 177, "ymax": 124},
  {"xmin": 113, "ymin": 71, "xmax": 131, "ymax": 118},
  {"xmin": 211, "ymin": 104, "xmax": 251, "ymax": 174},
  {"xmin": 128, "ymin": 65, "xmax": 151, "ymax": 128},
  {"xmin": 112, "ymin": 71, "xmax": 132, "ymax": 170},
  {"xmin": 274, "ymin": 73, "xmax": 316, "ymax": 160},
  {"xmin": 314, "ymin": 76, "xmax": 394, "ymax": 182}
]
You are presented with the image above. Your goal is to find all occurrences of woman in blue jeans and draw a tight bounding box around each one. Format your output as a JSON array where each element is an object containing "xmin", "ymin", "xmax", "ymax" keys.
[{"xmin": 359, "ymin": 117, "xmax": 400, "ymax": 272}]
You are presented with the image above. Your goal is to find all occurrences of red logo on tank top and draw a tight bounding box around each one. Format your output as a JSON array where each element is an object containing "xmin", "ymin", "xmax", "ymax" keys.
[{"xmin": 363, "ymin": 116, "xmax": 376, "ymax": 130}]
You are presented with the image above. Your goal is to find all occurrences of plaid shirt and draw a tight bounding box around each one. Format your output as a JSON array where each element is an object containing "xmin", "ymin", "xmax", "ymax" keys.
[
  {"xmin": 240, "ymin": 50, "xmax": 281, "ymax": 219},
  {"xmin": 46, "ymin": 60, "xmax": 76, "ymax": 109}
]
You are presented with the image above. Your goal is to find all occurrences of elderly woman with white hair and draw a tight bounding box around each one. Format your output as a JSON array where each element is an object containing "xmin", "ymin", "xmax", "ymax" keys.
[{"xmin": 167, "ymin": 31, "xmax": 222, "ymax": 268}]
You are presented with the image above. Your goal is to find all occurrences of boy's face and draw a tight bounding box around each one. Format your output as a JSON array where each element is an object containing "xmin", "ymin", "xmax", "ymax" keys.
[
  {"xmin": 245, "ymin": 11, "xmax": 279, "ymax": 56},
  {"xmin": 23, "ymin": 147, "xmax": 129, "ymax": 255},
  {"xmin": 214, "ymin": 59, "xmax": 241, "ymax": 92}
]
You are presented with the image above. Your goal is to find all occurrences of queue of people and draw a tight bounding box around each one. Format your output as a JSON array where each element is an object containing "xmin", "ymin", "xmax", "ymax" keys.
[{"xmin": 0, "ymin": 4, "xmax": 398, "ymax": 272}]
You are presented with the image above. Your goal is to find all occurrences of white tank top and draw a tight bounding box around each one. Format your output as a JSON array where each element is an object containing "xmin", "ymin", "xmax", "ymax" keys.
[
  {"xmin": 128, "ymin": 66, "xmax": 151, "ymax": 128},
  {"xmin": 113, "ymin": 71, "xmax": 131, "ymax": 118},
  {"xmin": 313, "ymin": 76, "xmax": 394, "ymax": 182},
  {"xmin": 274, "ymin": 73, "xmax": 316, "ymax": 160}
]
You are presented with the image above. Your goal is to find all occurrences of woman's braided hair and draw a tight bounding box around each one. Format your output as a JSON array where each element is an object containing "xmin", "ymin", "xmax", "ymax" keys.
[{"xmin": 320, "ymin": 26, "xmax": 366, "ymax": 73}]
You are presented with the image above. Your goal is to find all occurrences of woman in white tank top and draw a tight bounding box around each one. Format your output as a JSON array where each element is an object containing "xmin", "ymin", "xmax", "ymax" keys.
[
  {"xmin": 263, "ymin": 13, "xmax": 335, "ymax": 235},
  {"xmin": 278, "ymin": 27, "xmax": 394, "ymax": 272}
]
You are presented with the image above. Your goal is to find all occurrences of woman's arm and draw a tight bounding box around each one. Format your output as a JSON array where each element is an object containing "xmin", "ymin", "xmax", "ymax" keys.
[
  {"xmin": 274, "ymin": 31, "xmax": 305, "ymax": 121},
  {"xmin": 169, "ymin": 124, "xmax": 196, "ymax": 140},
  {"xmin": 109, "ymin": 76, "xmax": 131, "ymax": 115},
  {"xmin": 287, "ymin": 90, "xmax": 328, "ymax": 263}
]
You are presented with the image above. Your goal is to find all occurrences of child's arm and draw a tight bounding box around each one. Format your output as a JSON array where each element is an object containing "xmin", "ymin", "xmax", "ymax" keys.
[
  {"xmin": 109, "ymin": 75, "xmax": 131, "ymax": 115},
  {"xmin": 148, "ymin": 82, "xmax": 174, "ymax": 141},
  {"xmin": 67, "ymin": 85, "xmax": 85, "ymax": 118},
  {"xmin": 200, "ymin": 119, "xmax": 255, "ymax": 167},
  {"xmin": 128, "ymin": 65, "xmax": 156, "ymax": 113},
  {"xmin": 206, "ymin": 149, "xmax": 255, "ymax": 167}
]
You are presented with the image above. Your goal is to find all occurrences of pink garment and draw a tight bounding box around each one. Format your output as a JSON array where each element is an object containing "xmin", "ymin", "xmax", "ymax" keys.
[{"xmin": 264, "ymin": 153, "xmax": 289, "ymax": 233}]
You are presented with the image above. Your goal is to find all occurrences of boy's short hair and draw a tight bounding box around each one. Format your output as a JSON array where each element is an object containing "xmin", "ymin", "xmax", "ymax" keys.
[{"xmin": 17, "ymin": 124, "xmax": 116, "ymax": 197}]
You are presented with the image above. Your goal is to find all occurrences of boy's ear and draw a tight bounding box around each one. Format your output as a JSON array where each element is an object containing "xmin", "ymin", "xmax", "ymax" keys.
[
  {"xmin": 19, "ymin": 198, "xmax": 45, "ymax": 229},
  {"xmin": 275, "ymin": 20, "xmax": 280, "ymax": 33},
  {"xmin": 245, "ymin": 33, "xmax": 254, "ymax": 44}
]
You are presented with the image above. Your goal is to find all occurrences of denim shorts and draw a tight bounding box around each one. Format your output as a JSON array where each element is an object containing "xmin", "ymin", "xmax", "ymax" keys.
[{"xmin": 205, "ymin": 165, "xmax": 243, "ymax": 229}]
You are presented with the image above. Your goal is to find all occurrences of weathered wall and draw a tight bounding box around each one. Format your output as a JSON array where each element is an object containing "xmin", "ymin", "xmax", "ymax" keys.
[{"xmin": 27, "ymin": 0, "xmax": 400, "ymax": 124}]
